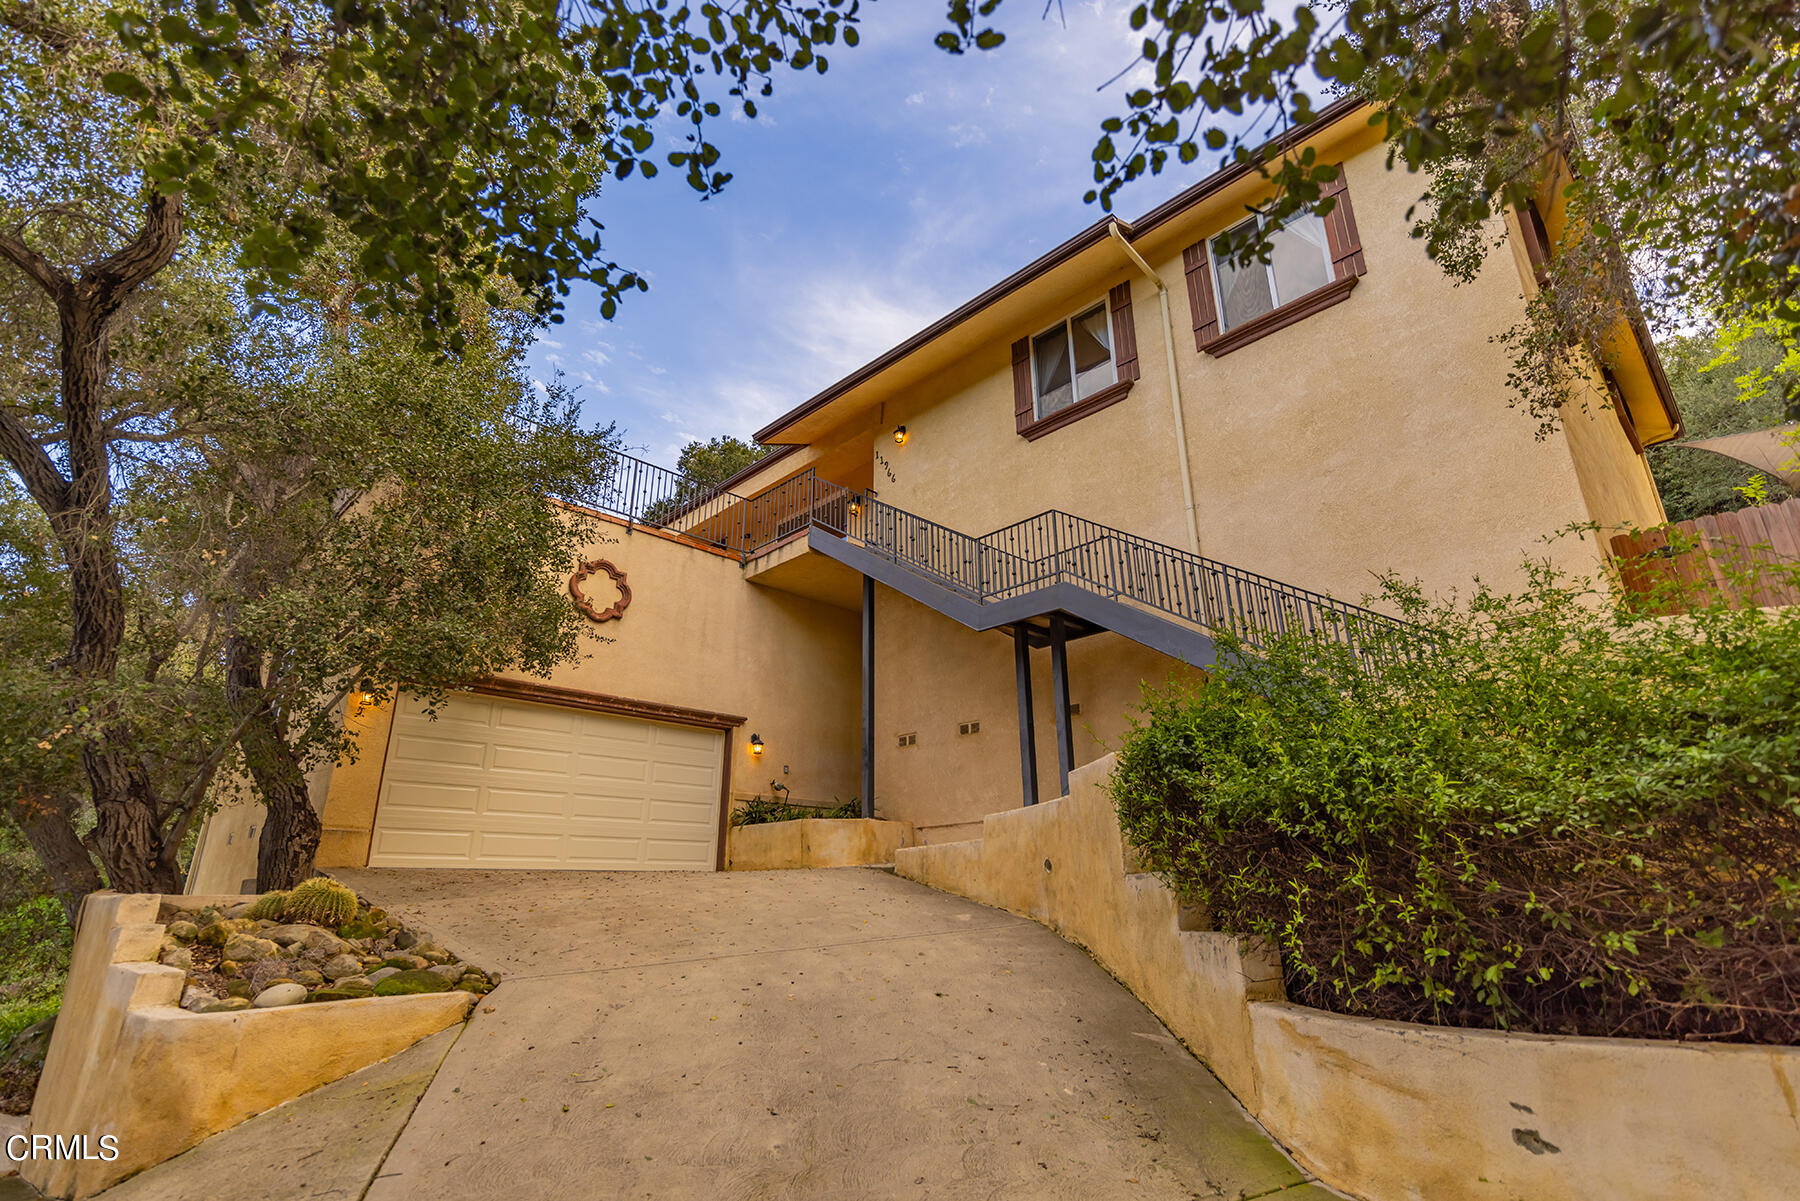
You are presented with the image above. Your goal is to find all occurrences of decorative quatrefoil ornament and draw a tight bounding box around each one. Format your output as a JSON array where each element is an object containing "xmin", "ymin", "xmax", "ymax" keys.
[{"xmin": 569, "ymin": 559, "xmax": 631, "ymax": 623}]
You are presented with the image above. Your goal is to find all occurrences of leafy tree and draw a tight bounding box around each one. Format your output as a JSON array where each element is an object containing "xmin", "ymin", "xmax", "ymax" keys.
[
  {"xmin": 0, "ymin": 0, "xmax": 867, "ymax": 891},
  {"xmin": 941, "ymin": 1, "xmax": 1800, "ymax": 423},
  {"xmin": 136, "ymin": 279, "xmax": 621, "ymax": 887},
  {"xmin": 639, "ymin": 435, "xmax": 770, "ymax": 527},
  {"xmin": 1649, "ymin": 329, "xmax": 1794, "ymax": 522},
  {"xmin": 675, "ymin": 436, "xmax": 771, "ymax": 492}
]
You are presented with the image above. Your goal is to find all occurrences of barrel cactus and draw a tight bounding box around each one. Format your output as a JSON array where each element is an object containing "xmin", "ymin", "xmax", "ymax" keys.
[
  {"xmin": 282, "ymin": 877, "xmax": 358, "ymax": 928},
  {"xmin": 244, "ymin": 890, "xmax": 289, "ymax": 921}
]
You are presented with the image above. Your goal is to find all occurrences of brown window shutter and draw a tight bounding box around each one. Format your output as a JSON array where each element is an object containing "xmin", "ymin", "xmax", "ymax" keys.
[
  {"xmin": 1108, "ymin": 281, "xmax": 1140, "ymax": 382},
  {"xmin": 1182, "ymin": 242, "xmax": 1220, "ymax": 351},
  {"xmin": 1319, "ymin": 165, "xmax": 1366, "ymax": 279},
  {"xmin": 1011, "ymin": 336, "xmax": 1034, "ymax": 433}
]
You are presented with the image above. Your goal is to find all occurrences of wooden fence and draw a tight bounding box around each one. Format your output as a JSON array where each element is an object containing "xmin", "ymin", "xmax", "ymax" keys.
[{"xmin": 1609, "ymin": 497, "xmax": 1800, "ymax": 612}]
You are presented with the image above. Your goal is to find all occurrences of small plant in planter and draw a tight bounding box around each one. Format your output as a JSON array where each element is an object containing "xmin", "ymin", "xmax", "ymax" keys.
[
  {"xmin": 731, "ymin": 794, "xmax": 861, "ymax": 826},
  {"xmin": 244, "ymin": 891, "xmax": 290, "ymax": 921},
  {"xmin": 282, "ymin": 878, "xmax": 358, "ymax": 928}
]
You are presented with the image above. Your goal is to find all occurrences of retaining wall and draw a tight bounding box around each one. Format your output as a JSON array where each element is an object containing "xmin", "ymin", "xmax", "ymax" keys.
[{"xmin": 894, "ymin": 755, "xmax": 1800, "ymax": 1201}]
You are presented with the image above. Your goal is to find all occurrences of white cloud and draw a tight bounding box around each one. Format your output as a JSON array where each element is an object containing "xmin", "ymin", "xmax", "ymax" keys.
[
  {"xmin": 948, "ymin": 122, "xmax": 988, "ymax": 148},
  {"xmin": 905, "ymin": 91, "xmax": 926, "ymax": 105}
]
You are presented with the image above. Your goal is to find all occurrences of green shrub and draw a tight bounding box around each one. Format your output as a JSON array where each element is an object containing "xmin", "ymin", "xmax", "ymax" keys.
[
  {"xmin": 0, "ymin": 896, "xmax": 71, "ymax": 1048},
  {"xmin": 1111, "ymin": 559, "xmax": 1800, "ymax": 1043},
  {"xmin": 731, "ymin": 795, "xmax": 861, "ymax": 826},
  {"xmin": 282, "ymin": 877, "xmax": 358, "ymax": 928}
]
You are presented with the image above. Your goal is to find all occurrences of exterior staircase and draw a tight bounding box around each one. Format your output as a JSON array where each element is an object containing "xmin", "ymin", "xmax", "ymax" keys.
[{"xmin": 590, "ymin": 451, "xmax": 1408, "ymax": 671}]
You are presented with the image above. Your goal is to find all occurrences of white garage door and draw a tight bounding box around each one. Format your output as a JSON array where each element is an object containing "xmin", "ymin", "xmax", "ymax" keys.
[{"xmin": 368, "ymin": 692, "xmax": 724, "ymax": 870}]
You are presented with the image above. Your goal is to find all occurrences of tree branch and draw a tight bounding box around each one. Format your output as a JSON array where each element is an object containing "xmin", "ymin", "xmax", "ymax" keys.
[{"xmin": 0, "ymin": 224, "xmax": 72, "ymax": 301}]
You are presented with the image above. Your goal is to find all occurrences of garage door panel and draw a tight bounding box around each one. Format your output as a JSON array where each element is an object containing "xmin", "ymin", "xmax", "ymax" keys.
[
  {"xmin": 564, "ymin": 836, "xmax": 651, "ymax": 866},
  {"xmin": 481, "ymin": 789, "xmax": 571, "ymax": 819},
  {"xmin": 369, "ymin": 691, "xmax": 724, "ymax": 871},
  {"xmin": 369, "ymin": 827, "xmax": 474, "ymax": 862},
  {"xmin": 488, "ymin": 744, "xmax": 575, "ymax": 775},
  {"xmin": 647, "ymin": 797, "xmax": 716, "ymax": 824},
  {"xmin": 575, "ymin": 753, "xmax": 657, "ymax": 782},
  {"xmin": 387, "ymin": 733, "xmax": 489, "ymax": 769},
  {"xmin": 381, "ymin": 780, "xmax": 481, "ymax": 816}
]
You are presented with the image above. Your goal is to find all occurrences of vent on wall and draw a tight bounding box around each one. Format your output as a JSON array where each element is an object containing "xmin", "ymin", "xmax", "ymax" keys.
[
  {"xmin": 1068, "ymin": 703, "xmax": 1082, "ymax": 716},
  {"xmin": 897, "ymin": 732, "xmax": 918, "ymax": 748},
  {"xmin": 958, "ymin": 721, "xmax": 981, "ymax": 736}
]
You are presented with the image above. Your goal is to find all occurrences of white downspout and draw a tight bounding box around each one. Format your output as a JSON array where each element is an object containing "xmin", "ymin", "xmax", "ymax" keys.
[{"xmin": 1107, "ymin": 221, "xmax": 1201, "ymax": 557}]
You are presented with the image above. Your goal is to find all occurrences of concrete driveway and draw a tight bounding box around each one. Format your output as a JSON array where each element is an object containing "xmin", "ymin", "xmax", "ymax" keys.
[{"xmin": 333, "ymin": 866, "xmax": 1332, "ymax": 1201}]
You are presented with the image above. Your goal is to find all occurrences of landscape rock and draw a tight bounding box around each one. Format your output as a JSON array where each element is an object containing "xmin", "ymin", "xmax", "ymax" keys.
[
  {"xmin": 263, "ymin": 924, "xmax": 316, "ymax": 946},
  {"xmin": 158, "ymin": 946, "xmax": 194, "ymax": 971},
  {"xmin": 291, "ymin": 969, "xmax": 325, "ymax": 987},
  {"xmin": 195, "ymin": 997, "xmax": 252, "ymax": 1014},
  {"xmin": 426, "ymin": 963, "xmax": 464, "ymax": 982},
  {"xmin": 382, "ymin": 954, "xmax": 428, "ymax": 971},
  {"xmin": 219, "ymin": 960, "xmax": 240, "ymax": 978},
  {"xmin": 372, "ymin": 969, "xmax": 453, "ymax": 996},
  {"xmin": 223, "ymin": 901, "xmax": 255, "ymax": 919},
  {"xmin": 251, "ymin": 983, "xmax": 308, "ymax": 1008},
  {"xmin": 392, "ymin": 929, "xmax": 419, "ymax": 950},
  {"xmin": 334, "ymin": 975, "xmax": 376, "ymax": 991},
  {"xmin": 414, "ymin": 944, "xmax": 451, "ymax": 964},
  {"xmin": 368, "ymin": 967, "xmax": 400, "ymax": 984},
  {"xmin": 306, "ymin": 983, "xmax": 376, "ymax": 1003},
  {"xmin": 164, "ymin": 920, "xmax": 200, "ymax": 944},
  {"xmin": 179, "ymin": 986, "xmax": 214, "ymax": 1012},
  {"xmin": 321, "ymin": 953, "xmax": 365, "ymax": 981},
  {"xmin": 226, "ymin": 980, "xmax": 256, "ymax": 999},
  {"xmin": 221, "ymin": 934, "xmax": 278, "ymax": 962}
]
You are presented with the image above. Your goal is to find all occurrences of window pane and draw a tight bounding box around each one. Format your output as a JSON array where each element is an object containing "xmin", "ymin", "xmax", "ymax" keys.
[
  {"xmin": 1032, "ymin": 325, "xmax": 1074, "ymax": 417},
  {"xmin": 1211, "ymin": 219, "xmax": 1273, "ymax": 332},
  {"xmin": 1070, "ymin": 304, "xmax": 1115, "ymax": 401},
  {"xmin": 1269, "ymin": 210, "xmax": 1332, "ymax": 305}
]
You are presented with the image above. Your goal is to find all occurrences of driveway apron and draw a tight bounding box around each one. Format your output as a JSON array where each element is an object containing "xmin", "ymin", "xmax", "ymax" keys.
[{"xmin": 336, "ymin": 867, "xmax": 1330, "ymax": 1201}]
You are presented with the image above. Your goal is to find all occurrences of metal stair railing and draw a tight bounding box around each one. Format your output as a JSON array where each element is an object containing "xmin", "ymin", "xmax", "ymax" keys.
[
  {"xmin": 588, "ymin": 452, "xmax": 1413, "ymax": 669},
  {"xmin": 747, "ymin": 491, "xmax": 1412, "ymax": 668}
]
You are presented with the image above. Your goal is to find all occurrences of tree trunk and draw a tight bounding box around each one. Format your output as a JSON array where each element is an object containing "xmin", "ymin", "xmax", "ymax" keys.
[
  {"xmin": 7, "ymin": 792, "xmax": 103, "ymax": 925},
  {"xmin": 0, "ymin": 193, "xmax": 186, "ymax": 898},
  {"xmin": 227, "ymin": 635, "xmax": 322, "ymax": 890},
  {"xmin": 58, "ymin": 290, "xmax": 181, "ymax": 895}
]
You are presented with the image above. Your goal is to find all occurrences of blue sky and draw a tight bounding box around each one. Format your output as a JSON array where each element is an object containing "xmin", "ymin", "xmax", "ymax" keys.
[{"xmin": 529, "ymin": 2, "xmax": 1286, "ymax": 467}]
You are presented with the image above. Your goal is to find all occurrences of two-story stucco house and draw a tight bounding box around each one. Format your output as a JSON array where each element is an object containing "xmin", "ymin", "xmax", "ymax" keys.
[{"xmin": 188, "ymin": 99, "xmax": 1679, "ymax": 890}]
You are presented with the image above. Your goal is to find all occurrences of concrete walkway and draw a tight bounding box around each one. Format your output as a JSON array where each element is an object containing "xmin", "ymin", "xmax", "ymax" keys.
[{"xmin": 333, "ymin": 866, "xmax": 1331, "ymax": 1201}]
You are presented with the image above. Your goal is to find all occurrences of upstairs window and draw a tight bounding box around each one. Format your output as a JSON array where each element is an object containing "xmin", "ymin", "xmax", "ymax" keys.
[
  {"xmin": 1210, "ymin": 211, "xmax": 1333, "ymax": 332},
  {"xmin": 1011, "ymin": 281, "xmax": 1140, "ymax": 441},
  {"xmin": 1031, "ymin": 303, "xmax": 1115, "ymax": 419},
  {"xmin": 1181, "ymin": 162, "xmax": 1366, "ymax": 357}
]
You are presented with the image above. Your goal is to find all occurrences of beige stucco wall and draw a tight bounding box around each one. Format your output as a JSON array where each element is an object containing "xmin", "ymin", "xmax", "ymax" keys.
[
  {"xmin": 723, "ymin": 818, "xmax": 915, "ymax": 870},
  {"xmin": 872, "ymin": 586, "xmax": 1200, "ymax": 842},
  {"xmin": 308, "ymin": 516, "xmax": 862, "ymax": 868},
  {"xmin": 895, "ymin": 757, "xmax": 1800, "ymax": 1201},
  {"xmin": 854, "ymin": 132, "xmax": 1643, "ymax": 609},
  {"xmin": 25, "ymin": 893, "xmax": 471, "ymax": 1199}
]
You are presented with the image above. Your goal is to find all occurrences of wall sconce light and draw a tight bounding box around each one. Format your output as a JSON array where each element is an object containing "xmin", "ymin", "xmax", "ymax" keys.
[
  {"xmin": 749, "ymin": 733, "xmax": 765, "ymax": 756},
  {"xmin": 892, "ymin": 425, "xmax": 908, "ymax": 445},
  {"xmin": 848, "ymin": 497, "xmax": 862, "ymax": 516}
]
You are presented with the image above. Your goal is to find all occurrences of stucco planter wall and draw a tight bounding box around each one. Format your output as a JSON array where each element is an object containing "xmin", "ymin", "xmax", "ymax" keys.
[
  {"xmin": 893, "ymin": 755, "xmax": 1800, "ymax": 1201},
  {"xmin": 23, "ymin": 892, "xmax": 473, "ymax": 1200},
  {"xmin": 725, "ymin": 818, "xmax": 914, "ymax": 870}
]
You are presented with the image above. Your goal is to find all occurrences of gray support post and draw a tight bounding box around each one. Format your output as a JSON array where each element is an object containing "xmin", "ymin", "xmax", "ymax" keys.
[
  {"xmin": 1013, "ymin": 623, "xmax": 1039, "ymax": 807},
  {"xmin": 861, "ymin": 575, "xmax": 875, "ymax": 819},
  {"xmin": 1049, "ymin": 613, "xmax": 1073, "ymax": 797}
]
